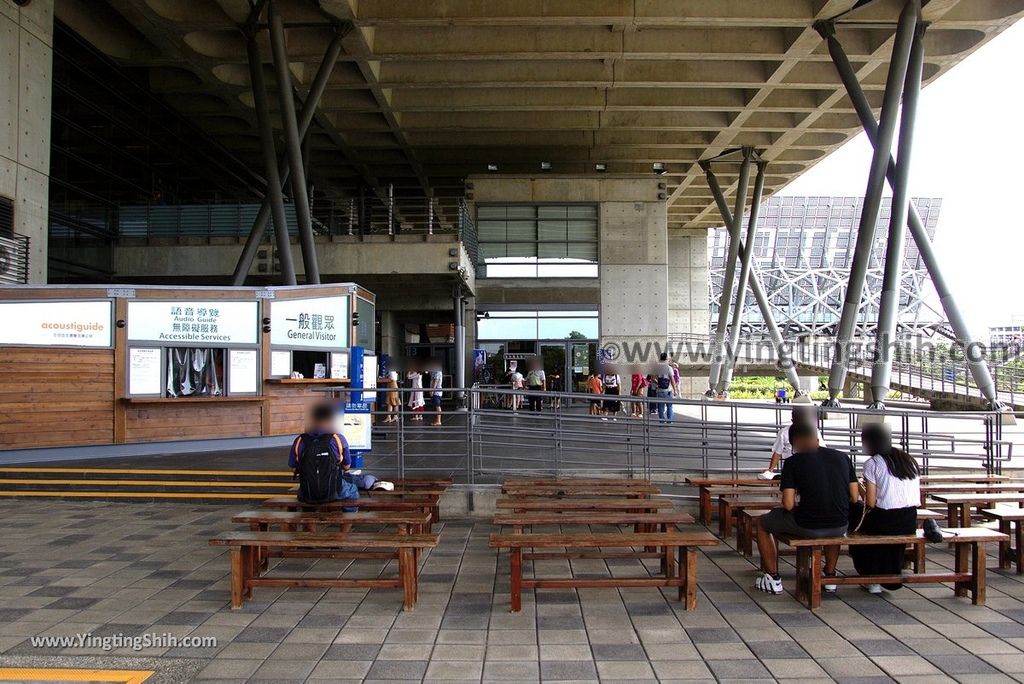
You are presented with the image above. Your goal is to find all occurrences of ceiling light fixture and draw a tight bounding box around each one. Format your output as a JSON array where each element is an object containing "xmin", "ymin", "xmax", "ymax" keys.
[
  {"xmin": 540, "ymin": 161, "xmax": 552, "ymax": 171},
  {"xmin": 595, "ymin": 163, "xmax": 607, "ymax": 172},
  {"xmin": 653, "ymin": 162, "xmax": 666, "ymax": 175}
]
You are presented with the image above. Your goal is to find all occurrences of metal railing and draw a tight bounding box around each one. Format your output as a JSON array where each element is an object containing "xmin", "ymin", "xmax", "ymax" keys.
[
  {"xmin": 666, "ymin": 333, "xmax": 1024, "ymax": 406},
  {"xmin": 0, "ymin": 233, "xmax": 30, "ymax": 284},
  {"xmin": 332, "ymin": 386, "xmax": 1016, "ymax": 484},
  {"xmin": 115, "ymin": 197, "xmax": 470, "ymax": 240}
]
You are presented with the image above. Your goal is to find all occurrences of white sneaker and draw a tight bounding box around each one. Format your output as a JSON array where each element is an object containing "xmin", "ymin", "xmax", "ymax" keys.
[
  {"xmin": 864, "ymin": 583, "xmax": 884, "ymax": 594},
  {"xmin": 755, "ymin": 572, "xmax": 784, "ymax": 594},
  {"xmin": 823, "ymin": 574, "xmax": 838, "ymax": 593}
]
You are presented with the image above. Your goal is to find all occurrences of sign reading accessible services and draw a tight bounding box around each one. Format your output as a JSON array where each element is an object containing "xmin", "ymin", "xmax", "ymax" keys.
[
  {"xmin": 127, "ymin": 301, "xmax": 258, "ymax": 345},
  {"xmin": 0, "ymin": 300, "xmax": 112, "ymax": 348},
  {"xmin": 270, "ymin": 296, "xmax": 349, "ymax": 350}
]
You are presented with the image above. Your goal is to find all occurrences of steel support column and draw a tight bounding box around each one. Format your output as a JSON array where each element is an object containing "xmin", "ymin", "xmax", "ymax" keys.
[
  {"xmin": 823, "ymin": 0, "xmax": 918, "ymax": 407},
  {"xmin": 232, "ymin": 29, "xmax": 343, "ymax": 285},
  {"xmin": 454, "ymin": 286, "xmax": 466, "ymax": 407},
  {"xmin": 707, "ymin": 168, "xmax": 803, "ymax": 393},
  {"xmin": 244, "ymin": 29, "xmax": 296, "ymax": 285},
  {"xmin": 705, "ymin": 148, "xmax": 753, "ymax": 396},
  {"xmin": 269, "ymin": 2, "xmax": 319, "ymax": 284},
  {"xmin": 870, "ymin": 21, "xmax": 924, "ymax": 407},
  {"xmin": 718, "ymin": 160, "xmax": 767, "ymax": 396},
  {"xmin": 817, "ymin": 19, "xmax": 1002, "ymax": 410}
]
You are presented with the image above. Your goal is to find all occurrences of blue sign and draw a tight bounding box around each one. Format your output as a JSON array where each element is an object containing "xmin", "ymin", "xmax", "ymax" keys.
[{"xmin": 943, "ymin": 368, "xmax": 955, "ymax": 382}]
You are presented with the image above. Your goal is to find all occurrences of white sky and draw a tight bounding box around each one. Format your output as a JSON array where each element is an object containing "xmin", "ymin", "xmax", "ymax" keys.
[{"xmin": 779, "ymin": 20, "xmax": 1024, "ymax": 337}]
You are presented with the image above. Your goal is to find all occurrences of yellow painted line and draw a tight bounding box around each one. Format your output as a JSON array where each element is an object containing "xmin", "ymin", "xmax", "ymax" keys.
[
  {"xmin": 0, "ymin": 490, "xmax": 281, "ymax": 499},
  {"xmin": 0, "ymin": 467, "xmax": 292, "ymax": 477},
  {"xmin": 0, "ymin": 478, "xmax": 295, "ymax": 488},
  {"xmin": 0, "ymin": 668, "xmax": 153, "ymax": 683}
]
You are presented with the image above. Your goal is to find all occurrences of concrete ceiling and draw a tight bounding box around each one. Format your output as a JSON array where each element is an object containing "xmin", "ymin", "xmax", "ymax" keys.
[{"xmin": 55, "ymin": 0, "xmax": 1024, "ymax": 230}]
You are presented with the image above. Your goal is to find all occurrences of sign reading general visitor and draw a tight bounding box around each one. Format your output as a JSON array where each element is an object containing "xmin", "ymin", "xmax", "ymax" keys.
[
  {"xmin": 0, "ymin": 300, "xmax": 112, "ymax": 347},
  {"xmin": 127, "ymin": 301, "xmax": 258, "ymax": 345},
  {"xmin": 270, "ymin": 296, "xmax": 349, "ymax": 350}
]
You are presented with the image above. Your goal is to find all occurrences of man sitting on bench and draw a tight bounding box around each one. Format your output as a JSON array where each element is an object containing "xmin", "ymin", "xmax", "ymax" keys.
[
  {"xmin": 290, "ymin": 403, "xmax": 359, "ymax": 510},
  {"xmin": 754, "ymin": 422, "xmax": 859, "ymax": 595}
]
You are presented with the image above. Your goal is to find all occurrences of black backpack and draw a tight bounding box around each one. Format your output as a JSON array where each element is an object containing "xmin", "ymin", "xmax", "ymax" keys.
[{"xmin": 296, "ymin": 434, "xmax": 340, "ymax": 504}]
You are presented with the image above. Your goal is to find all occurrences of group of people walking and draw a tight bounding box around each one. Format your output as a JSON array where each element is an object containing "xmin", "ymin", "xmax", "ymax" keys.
[
  {"xmin": 586, "ymin": 354, "xmax": 681, "ymax": 422},
  {"xmin": 755, "ymin": 407, "xmax": 933, "ymax": 595}
]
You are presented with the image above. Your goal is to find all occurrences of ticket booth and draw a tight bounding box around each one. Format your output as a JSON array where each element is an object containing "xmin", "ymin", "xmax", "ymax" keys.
[{"xmin": 0, "ymin": 284, "xmax": 374, "ymax": 451}]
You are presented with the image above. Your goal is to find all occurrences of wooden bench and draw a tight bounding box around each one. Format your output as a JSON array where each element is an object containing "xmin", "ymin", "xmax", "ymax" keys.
[
  {"xmin": 686, "ymin": 478, "xmax": 777, "ymax": 525},
  {"xmin": 493, "ymin": 511, "xmax": 695, "ymax": 533},
  {"xmin": 503, "ymin": 477, "xmax": 651, "ymax": 488},
  {"xmin": 495, "ymin": 497, "xmax": 677, "ymax": 513},
  {"xmin": 717, "ymin": 493, "xmax": 781, "ymax": 537},
  {"xmin": 737, "ymin": 508, "xmax": 943, "ymax": 570},
  {"xmin": 776, "ymin": 527, "xmax": 1008, "ymax": 610},
  {"xmin": 261, "ymin": 496, "xmax": 437, "ymax": 530},
  {"xmin": 489, "ymin": 531, "xmax": 719, "ymax": 612},
  {"xmin": 920, "ymin": 482, "xmax": 1024, "ymax": 508},
  {"xmin": 501, "ymin": 484, "xmax": 661, "ymax": 498},
  {"xmin": 982, "ymin": 508, "xmax": 1024, "ymax": 574},
  {"xmin": 930, "ymin": 492, "xmax": 1024, "ymax": 527},
  {"xmin": 232, "ymin": 510, "xmax": 433, "ymax": 572},
  {"xmin": 920, "ymin": 474, "xmax": 1008, "ymax": 483},
  {"xmin": 209, "ymin": 531, "xmax": 438, "ymax": 610}
]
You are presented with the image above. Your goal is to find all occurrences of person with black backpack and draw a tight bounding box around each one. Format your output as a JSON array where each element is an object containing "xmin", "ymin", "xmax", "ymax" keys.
[
  {"xmin": 289, "ymin": 402, "xmax": 359, "ymax": 510},
  {"xmin": 654, "ymin": 353, "xmax": 677, "ymax": 423}
]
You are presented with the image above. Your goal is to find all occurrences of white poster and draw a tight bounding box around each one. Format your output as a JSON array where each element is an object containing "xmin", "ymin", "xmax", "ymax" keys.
[
  {"xmin": 129, "ymin": 347, "xmax": 162, "ymax": 395},
  {"xmin": 0, "ymin": 300, "xmax": 112, "ymax": 348},
  {"xmin": 229, "ymin": 349, "xmax": 259, "ymax": 394},
  {"xmin": 270, "ymin": 350, "xmax": 292, "ymax": 377},
  {"xmin": 362, "ymin": 354, "xmax": 378, "ymax": 402},
  {"xmin": 127, "ymin": 301, "xmax": 258, "ymax": 345},
  {"xmin": 339, "ymin": 412, "xmax": 372, "ymax": 451},
  {"xmin": 330, "ymin": 352, "xmax": 348, "ymax": 379},
  {"xmin": 270, "ymin": 296, "xmax": 349, "ymax": 350}
]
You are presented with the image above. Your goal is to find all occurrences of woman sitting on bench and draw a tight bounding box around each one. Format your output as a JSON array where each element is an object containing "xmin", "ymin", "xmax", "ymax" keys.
[{"xmin": 849, "ymin": 423, "xmax": 921, "ymax": 594}]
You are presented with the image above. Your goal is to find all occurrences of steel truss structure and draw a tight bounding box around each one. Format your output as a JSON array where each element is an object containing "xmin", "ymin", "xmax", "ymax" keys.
[{"xmin": 709, "ymin": 197, "xmax": 948, "ymax": 341}]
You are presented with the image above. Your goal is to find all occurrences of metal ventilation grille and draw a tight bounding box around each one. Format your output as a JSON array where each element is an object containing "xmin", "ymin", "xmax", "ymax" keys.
[
  {"xmin": 0, "ymin": 197, "xmax": 29, "ymax": 284},
  {"xmin": 0, "ymin": 197, "xmax": 12, "ymax": 236}
]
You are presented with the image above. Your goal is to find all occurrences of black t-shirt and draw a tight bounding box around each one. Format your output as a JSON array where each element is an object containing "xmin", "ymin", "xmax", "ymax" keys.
[{"xmin": 780, "ymin": 447, "xmax": 857, "ymax": 529}]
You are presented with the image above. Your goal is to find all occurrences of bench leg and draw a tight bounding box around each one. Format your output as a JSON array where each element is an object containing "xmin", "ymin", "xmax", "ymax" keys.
[
  {"xmin": 1015, "ymin": 522, "xmax": 1024, "ymax": 575},
  {"xmin": 510, "ymin": 547, "xmax": 523, "ymax": 613},
  {"xmin": 719, "ymin": 501, "xmax": 731, "ymax": 538},
  {"xmin": 954, "ymin": 541, "xmax": 970, "ymax": 597},
  {"xmin": 663, "ymin": 543, "xmax": 675, "ymax": 579},
  {"xmin": 399, "ymin": 547, "xmax": 417, "ymax": 611},
  {"xmin": 678, "ymin": 546, "xmax": 698, "ymax": 610},
  {"xmin": 914, "ymin": 542, "xmax": 926, "ymax": 574},
  {"xmin": 794, "ymin": 547, "xmax": 809, "ymax": 605},
  {"xmin": 998, "ymin": 521, "xmax": 1011, "ymax": 570},
  {"xmin": 808, "ymin": 546, "xmax": 823, "ymax": 610},
  {"xmin": 229, "ymin": 547, "xmax": 244, "ymax": 609},
  {"xmin": 971, "ymin": 541, "xmax": 987, "ymax": 606},
  {"xmin": 700, "ymin": 489, "xmax": 712, "ymax": 525}
]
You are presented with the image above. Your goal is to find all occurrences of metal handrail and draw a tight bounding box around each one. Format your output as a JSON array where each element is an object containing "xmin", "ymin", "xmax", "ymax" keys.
[{"xmin": 0, "ymin": 233, "xmax": 30, "ymax": 284}]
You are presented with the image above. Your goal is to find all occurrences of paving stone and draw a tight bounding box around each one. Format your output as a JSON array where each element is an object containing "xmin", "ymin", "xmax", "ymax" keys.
[
  {"xmin": 365, "ymin": 659, "xmax": 429, "ymax": 680},
  {"xmin": 707, "ymin": 658, "xmax": 772, "ymax": 679},
  {"xmin": 541, "ymin": 660, "xmax": 600, "ymax": 681},
  {"xmin": 591, "ymin": 643, "xmax": 647, "ymax": 661},
  {"xmin": 482, "ymin": 660, "xmax": 541, "ymax": 680},
  {"xmin": 595, "ymin": 660, "xmax": 656, "ymax": 679},
  {"xmin": 425, "ymin": 660, "xmax": 484, "ymax": 679},
  {"xmin": 195, "ymin": 658, "xmax": 263, "ymax": 679}
]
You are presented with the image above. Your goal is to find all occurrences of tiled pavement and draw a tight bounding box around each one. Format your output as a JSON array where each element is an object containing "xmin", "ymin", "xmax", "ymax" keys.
[{"xmin": 0, "ymin": 501, "xmax": 1023, "ymax": 683}]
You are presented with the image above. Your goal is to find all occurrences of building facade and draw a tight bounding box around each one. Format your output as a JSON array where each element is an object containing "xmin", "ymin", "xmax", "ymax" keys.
[{"xmin": 709, "ymin": 196, "xmax": 946, "ymax": 339}]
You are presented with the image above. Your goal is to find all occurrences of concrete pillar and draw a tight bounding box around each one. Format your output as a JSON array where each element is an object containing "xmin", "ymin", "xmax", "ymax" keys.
[
  {"xmin": 0, "ymin": 0, "xmax": 53, "ymax": 283},
  {"xmin": 667, "ymin": 228, "xmax": 710, "ymax": 398},
  {"xmin": 600, "ymin": 195, "xmax": 668, "ymax": 365}
]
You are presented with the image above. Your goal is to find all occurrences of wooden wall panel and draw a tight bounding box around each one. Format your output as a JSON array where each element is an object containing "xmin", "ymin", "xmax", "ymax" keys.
[
  {"xmin": 0, "ymin": 349, "xmax": 115, "ymax": 448},
  {"xmin": 124, "ymin": 402, "xmax": 263, "ymax": 443},
  {"xmin": 266, "ymin": 385, "xmax": 319, "ymax": 436}
]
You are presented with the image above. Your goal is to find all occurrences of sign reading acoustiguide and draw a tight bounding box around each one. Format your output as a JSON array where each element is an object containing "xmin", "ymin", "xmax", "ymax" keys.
[
  {"xmin": 127, "ymin": 301, "xmax": 258, "ymax": 345},
  {"xmin": 0, "ymin": 300, "xmax": 112, "ymax": 347}
]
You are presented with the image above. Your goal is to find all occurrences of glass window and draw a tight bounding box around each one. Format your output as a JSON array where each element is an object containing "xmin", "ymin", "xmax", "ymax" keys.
[
  {"xmin": 165, "ymin": 348, "xmax": 225, "ymax": 397},
  {"xmin": 476, "ymin": 203, "xmax": 599, "ymax": 278}
]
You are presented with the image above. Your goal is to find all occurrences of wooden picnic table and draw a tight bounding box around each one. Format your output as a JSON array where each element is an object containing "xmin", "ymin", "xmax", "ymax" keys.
[
  {"xmin": 687, "ymin": 478, "xmax": 777, "ymax": 524},
  {"xmin": 929, "ymin": 492, "xmax": 1024, "ymax": 527},
  {"xmin": 919, "ymin": 474, "xmax": 1008, "ymax": 483},
  {"xmin": 982, "ymin": 508, "xmax": 1024, "ymax": 574},
  {"xmin": 493, "ymin": 511, "xmax": 694, "ymax": 536}
]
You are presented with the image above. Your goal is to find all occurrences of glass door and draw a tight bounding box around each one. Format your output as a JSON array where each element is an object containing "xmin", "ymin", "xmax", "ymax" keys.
[
  {"xmin": 539, "ymin": 343, "xmax": 567, "ymax": 397},
  {"xmin": 570, "ymin": 341, "xmax": 597, "ymax": 400}
]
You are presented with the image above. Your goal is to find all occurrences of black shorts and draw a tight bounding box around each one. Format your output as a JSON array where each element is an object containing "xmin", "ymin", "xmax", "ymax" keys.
[{"xmin": 760, "ymin": 508, "xmax": 847, "ymax": 539}]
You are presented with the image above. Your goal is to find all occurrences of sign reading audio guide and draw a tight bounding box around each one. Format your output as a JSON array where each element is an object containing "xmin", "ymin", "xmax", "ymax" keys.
[
  {"xmin": 0, "ymin": 300, "xmax": 112, "ymax": 347},
  {"xmin": 127, "ymin": 301, "xmax": 258, "ymax": 345}
]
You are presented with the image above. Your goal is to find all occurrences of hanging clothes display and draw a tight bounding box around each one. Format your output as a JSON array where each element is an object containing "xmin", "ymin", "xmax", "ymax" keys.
[{"xmin": 166, "ymin": 348, "xmax": 223, "ymax": 397}]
